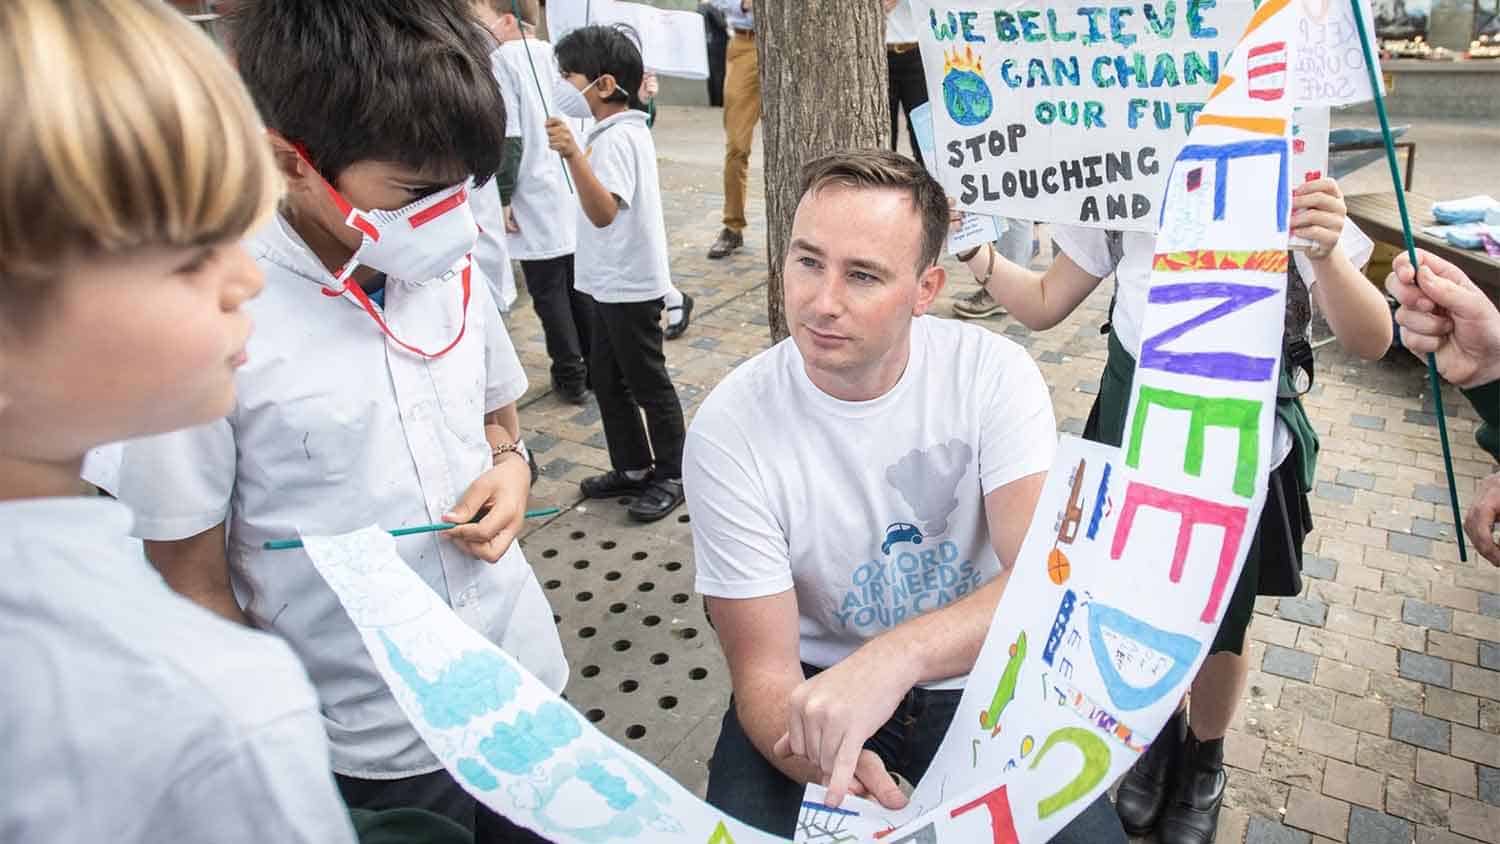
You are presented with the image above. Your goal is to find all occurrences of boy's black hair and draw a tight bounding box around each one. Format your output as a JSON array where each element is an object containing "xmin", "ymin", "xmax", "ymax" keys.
[
  {"xmin": 230, "ymin": 0, "xmax": 504, "ymax": 185},
  {"xmin": 554, "ymin": 24, "xmax": 645, "ymax": 110}
]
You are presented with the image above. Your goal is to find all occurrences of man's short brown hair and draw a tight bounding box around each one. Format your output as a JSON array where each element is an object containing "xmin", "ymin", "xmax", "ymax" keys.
[{"xmin": 798, "ymin": 149, "xmax": 949, "ymax": 275}]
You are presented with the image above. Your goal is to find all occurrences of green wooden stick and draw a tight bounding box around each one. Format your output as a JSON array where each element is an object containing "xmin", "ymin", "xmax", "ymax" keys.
[
  {"xmin": 263, "ymin": 507, "xmax": 563, "ymax": 551},
  {"xmin": 513, "ymin": 0, "xmax": 575, "ymax": 194},
  {"xmin": 1346, "ymin": 0, "xmax": 1468, "ymax": 562}
]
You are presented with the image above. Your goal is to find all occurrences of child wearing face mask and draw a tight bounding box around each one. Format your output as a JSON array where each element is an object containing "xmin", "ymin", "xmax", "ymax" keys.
[
  {"xmin": 92, "ymin": 2, "xmax": 564, "ymax": 841},
  {"xmin": 546, "ymin": 24, "xmax": 689, "ymax": 522}
]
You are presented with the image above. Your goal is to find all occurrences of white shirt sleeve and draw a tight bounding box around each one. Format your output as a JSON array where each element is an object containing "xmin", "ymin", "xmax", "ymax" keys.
[
  {"xmin": 978, "ymin": 343, "xmax": 1058, "ymax": 494},
  {"xmin": 685, "ymin": 426, "xmax": 795, "ymax": 600},
  {"xmin": 115, "ymin": 421, "xmax": 236, "ymax": 541},
  {"xmin": 496, "ymin": 62, "xmax": 523, "ymax": 141},
  {"xmin": 1049, "ymin": 224, "xmax": 1115, "ymax": 280},
  {"xmin": 1293, "ymin": 219, "xmax": 1375, "ymax": 286},
  {"xmin": 590, "ymin": 134, "xmax": 639, "ymax": 210},
  {"xmin": 476, "ymin": 280, "xmax": 528, "ymax": 412}
]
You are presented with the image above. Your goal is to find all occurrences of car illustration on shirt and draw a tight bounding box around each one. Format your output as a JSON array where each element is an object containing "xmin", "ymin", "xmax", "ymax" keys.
[{"xmin": 881, "ymin": 522, "xmax": 924, "ymax": 555}]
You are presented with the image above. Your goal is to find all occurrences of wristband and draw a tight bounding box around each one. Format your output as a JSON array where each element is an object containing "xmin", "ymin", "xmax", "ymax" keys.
[
  {"xmin": 956, "ymin": 245, "xmax": 982, "ymax": 263},
  {"xmin": 491, "ymin": 439, "xmax": 529, "ymax": 466}
]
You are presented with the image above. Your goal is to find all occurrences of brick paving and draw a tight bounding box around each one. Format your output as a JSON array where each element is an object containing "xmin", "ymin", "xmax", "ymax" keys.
[{"xmin": 513, "ymin": 106, "xmax": 1499, "ymax": 842}]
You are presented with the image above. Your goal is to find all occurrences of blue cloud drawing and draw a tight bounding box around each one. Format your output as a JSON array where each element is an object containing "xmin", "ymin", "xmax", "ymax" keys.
[
  {"xmin": 380, "ymin": 631, "xmax": 519, "ymax": 729},
  {"xmin": 578, "ymin": 762, "xmax": 637, "ymax": 811},
  {"xmin": 457, "ymin": 758, "xmax": 499, "ymax": 791},
  {"xmin": 479, "ymin": 701, "xmax": 582, "ymax": 775}
]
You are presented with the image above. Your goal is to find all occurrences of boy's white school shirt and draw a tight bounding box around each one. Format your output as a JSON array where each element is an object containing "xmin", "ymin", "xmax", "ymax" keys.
[
  {"xmin": 105, "ymin": 215, "xmax": 568, "ymax": 779},
  {"xmin": 572, "ymin": 109, "xmax": 673, "ymax": 304},
  {"xmin": 0, "ymin": 497, "xmax": 357, "ymax": 842},
  {"xmin": 469, "ymin": 175, "xmax": 518, "ymax": 311},
  {"xmin": 492, "ymin": 39, "xmax": 578, "ymax": 261}
]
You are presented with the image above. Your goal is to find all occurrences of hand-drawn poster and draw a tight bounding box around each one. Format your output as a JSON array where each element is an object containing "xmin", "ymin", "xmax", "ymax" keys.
[
  {"xmin": 912, "ymin": 1, "xmax": 1376, "ymax": 230},
  {"xmin": 910, "ymin": 101, "xmax": 1009, "ymax": 255},
  {"xmin": 1289, "ymin": 105, "xmax": 1330, "ymax": 249},
  {"xmin": 308, "ymin": 3, "xmax": 1299, "ymax": 840},
  {"xmin": 1293, "ymin": 0, "xmax": 1382, "ymax": 106},
  {"xmin": 545, "ymin": 0, "xmax": 709, "ymax": 80}
]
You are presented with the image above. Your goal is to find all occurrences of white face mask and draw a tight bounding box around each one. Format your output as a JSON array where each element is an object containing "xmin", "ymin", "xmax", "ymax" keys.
[
  {"xmin": 553, "ymin": 75, "xmax": 599, "ymax": 120},
  {"xmin": 335, "ymin": 182, "xmax": 478, "ymax": 284}
]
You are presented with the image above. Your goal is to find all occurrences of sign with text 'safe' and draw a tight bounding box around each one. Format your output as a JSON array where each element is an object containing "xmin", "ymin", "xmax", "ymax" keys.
[{"xmin": 914, "ymin": 1, "xmax": 1255, "ymax": 230}]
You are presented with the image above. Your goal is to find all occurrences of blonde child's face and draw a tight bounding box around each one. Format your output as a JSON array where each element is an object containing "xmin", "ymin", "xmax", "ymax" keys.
[{"xmin": 0, "ymin": 240, "xmax": 262, "ymax": 461}]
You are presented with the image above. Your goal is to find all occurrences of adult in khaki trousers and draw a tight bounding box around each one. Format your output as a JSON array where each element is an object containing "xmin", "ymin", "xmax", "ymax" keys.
[{"xmin": 708, "ymin": 0, "xmax": 758, "ymax": 259}]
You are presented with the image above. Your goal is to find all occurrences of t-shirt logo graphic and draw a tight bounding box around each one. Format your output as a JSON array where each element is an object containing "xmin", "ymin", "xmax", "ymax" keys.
[{"xmin": 885, "ymin": 438, "xmax": 973, "ymax": 535}]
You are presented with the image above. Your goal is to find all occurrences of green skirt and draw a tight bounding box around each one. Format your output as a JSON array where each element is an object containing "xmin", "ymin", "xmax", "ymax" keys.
[{"xmin": 1083, "ymin": 332, "xmax": 1315, "ymax": 655}]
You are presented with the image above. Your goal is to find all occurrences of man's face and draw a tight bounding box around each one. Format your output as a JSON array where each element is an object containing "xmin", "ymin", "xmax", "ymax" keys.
[{"xmin": 782, "ymin": 183, "xmax": 944, "ymax": 388}]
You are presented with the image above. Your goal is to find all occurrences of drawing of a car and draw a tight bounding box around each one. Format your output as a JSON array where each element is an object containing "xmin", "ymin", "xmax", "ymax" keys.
[{"xmin": 881, "ymin": 522, "xmax": 923, "ymax": 555}]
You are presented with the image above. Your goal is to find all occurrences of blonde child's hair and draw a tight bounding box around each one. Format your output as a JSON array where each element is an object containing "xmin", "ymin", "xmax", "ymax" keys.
[{"xmin": 0, "ymin": 0, "xmax": 281, "ymax": 308}]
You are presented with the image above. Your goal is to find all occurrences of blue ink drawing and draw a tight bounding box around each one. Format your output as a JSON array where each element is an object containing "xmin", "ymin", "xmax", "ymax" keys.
[
  {"xmin": 457, "ymin": 757, "xmax": 499, "ymax": 791},
  {"xmin": 381, "ymin": 631, "xmax": 519, "ymax": 728},
  {"xmin": 528, "ymin": 749, "xmax": 682, "ymax": 842},
  {"xmin": 1086, "ymin": 464, "xmax": 1112, "ymax": 540},
  {"xmin": 578, "ymin": 762, "xmax": 638, "ymax": 811},
  {"xmin": 479, "ymin": 701, "xmax": 582, "ymax": 774},
  {"xmin": 1088, "ymin": 604, "xmax": 1201, "ymax": 711}
]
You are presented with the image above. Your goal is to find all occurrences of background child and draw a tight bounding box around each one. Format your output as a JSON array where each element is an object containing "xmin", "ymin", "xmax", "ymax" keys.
[
  {"xmin": 473, "ymin": 0, "xmax": 593, "ymax": 404},
  {"xmin": 960, "ymin": 177, "xmax": 1391, "ymax": 844},
  {"xmin": 0, "ymin": 0, "xmax": 354, "ymax": 839},
  {"xmin": 100, "ymin": 2, "xmax": 563, "ymax": 841},
  {"xmin": 547, "ymin": 24, "xmax": 688, "ymax": 523}
]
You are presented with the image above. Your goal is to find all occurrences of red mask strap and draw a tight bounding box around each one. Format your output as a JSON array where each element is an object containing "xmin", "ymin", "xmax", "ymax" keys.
[{"xmin": 333, "ymin": 262, "xmax": 473, "ymax": 360}]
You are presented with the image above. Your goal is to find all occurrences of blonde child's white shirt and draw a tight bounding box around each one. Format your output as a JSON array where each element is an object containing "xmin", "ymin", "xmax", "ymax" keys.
[
  {"xmin": 469, "ymin": 176, "xmax": 518, "ymax": 311},
  {"xmin": 0, "ymin": 497, "xmax": 357, "ymax": 843},
  {"xmin": 573, "ymin": 109, "xmax": 673, "ymax": 303},
  {"xmin": 686, "ymin": 316, "xmax": 1057, "ymax": 689},
  {"xmin": 493, "ymin": 40, "xmax": 579, "ymax": 261},
  {"xmin": 102, "ymin": 215, "xmax": 567, "ymax": 778},
  {"xmin": 1050, "ymin": 219, "xmax": 1374, "ymax": 465}
]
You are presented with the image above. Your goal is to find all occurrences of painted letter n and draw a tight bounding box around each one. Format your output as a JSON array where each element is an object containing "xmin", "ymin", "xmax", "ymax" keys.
[
  {"xmin": 1127, "ymin": 386, "xmax": 1262, "ymax": 499},
  {"xmin": 1110, "ymin": 481, "xmax": 1248, "ymax": 623}
]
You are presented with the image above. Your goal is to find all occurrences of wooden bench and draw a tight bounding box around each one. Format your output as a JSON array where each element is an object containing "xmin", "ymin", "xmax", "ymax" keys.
[{"xmin": 1345, "ymin": 192, "xmax": 1500, "ymax": 293}]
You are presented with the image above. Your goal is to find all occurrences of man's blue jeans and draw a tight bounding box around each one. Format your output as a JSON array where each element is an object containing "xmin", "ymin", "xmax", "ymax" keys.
[{"xmin": 705, "ymin": 666, "xmax": 1128, "ymax": 842}]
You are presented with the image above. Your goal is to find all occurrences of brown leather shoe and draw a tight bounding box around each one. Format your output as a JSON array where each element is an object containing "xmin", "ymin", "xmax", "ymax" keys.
[{"xmin": 707, "ymin": 227, "xmax": 743, "ymax": 259}]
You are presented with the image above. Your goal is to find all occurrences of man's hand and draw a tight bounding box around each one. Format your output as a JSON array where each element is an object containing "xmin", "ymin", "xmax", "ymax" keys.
[
  {"xmin": 546, "ymin": 117, "xmax": 582, "ymax": 161},
  {"xmin": 443, "ymin": 454, "xmax": 531, "ymax": 562},
  {"xmin": 772, "ymin": 641, "xmax": 917, "ymax": 808},
  {"xmin": 1386, "ymin": 249, "xmax": 1500, "ymax": 388},
  {"xmin": 1290, "ymin": 178, "xmax": 1347, "ymax": 260},
  {"xmin": 1466, "ymin": 472, "xmax": 1500, "ymax": 566},
  {"xmin": 503, "ymin": 206, "xmax": 520, "ymax": 234}
]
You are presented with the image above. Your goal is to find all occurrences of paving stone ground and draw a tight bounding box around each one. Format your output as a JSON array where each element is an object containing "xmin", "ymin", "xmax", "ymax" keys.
[{"xmin": 513, "ymin": 106, "xmax": 1500, "ymax": 843}]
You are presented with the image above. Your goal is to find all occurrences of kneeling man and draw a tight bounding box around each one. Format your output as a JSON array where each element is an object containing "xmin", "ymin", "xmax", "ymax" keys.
[{"xmin": 684, "ymin": 150, "xmax": 1125, "ymax": 841}]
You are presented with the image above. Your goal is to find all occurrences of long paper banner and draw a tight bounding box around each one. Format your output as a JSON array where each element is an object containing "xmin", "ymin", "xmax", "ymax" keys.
[
  {"xmin": 913, "ymin": 0, "xmax": 1377, "ymax": 230},
  {"xmin": 302, "ymin": 3, "xmax": 1299, "ymax": 841}
]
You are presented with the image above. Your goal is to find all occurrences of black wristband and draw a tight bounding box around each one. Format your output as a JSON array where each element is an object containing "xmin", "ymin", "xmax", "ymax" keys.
[{"xmin": 956, "ymin": 245, "xmax": 982, "ymax": 263}]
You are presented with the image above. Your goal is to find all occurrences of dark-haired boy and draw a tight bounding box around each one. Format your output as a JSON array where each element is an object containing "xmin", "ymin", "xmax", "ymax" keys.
[
  {"xmin": 99, "ymin": 2, "xmax": 565, "ymax": 840},
  {"xmin": 547, "ymin": 25, "xmax": 687, "ymax": 523}
]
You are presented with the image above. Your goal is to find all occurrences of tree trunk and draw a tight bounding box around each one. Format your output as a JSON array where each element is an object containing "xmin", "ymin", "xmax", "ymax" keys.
[{"xmin": 758, "ymin": 1, "xmax": 889, "ymax": 342}]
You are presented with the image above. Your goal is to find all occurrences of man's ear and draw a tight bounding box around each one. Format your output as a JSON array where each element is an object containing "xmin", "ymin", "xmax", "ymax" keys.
[
  {"xmin": 913, "ymin": 264, "xmax": 947, "ymax": 316},
  {"xmin": 595, "ymin": 73, "xmax": 619, "ymax": 100}
]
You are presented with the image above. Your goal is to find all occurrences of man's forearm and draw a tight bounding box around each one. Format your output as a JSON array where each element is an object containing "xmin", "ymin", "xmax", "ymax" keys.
[
  {"xmin": 860, "ymin": 571, "xmax": 1010, "ymax": 685},
  {"xmin": 734, "ymin": 670, "xmax": 831, "ymax": 786}
]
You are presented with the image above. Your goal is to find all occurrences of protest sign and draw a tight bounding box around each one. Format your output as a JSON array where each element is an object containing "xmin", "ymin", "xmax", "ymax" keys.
[
  {"xmin": 1289, "ymin": 105, "xmax": 1330, "ymax": 249},
  {"xmin": 912, "ymin": 1, "xmax": 1375, "ymax": 231},
  {"xmin": 547, "ymin": 0, "xmax": 709, "ymax": 80},
  {"xmin": 1294, "ymin": 0, "xmax": 1383, "ymax": 106},
  {"xmin": 305, "ymin": 2, "xmax": 1300, "ymax": 840},
  {"xmin": 911, "ymin": 101, "xmax": 1008, "ymax": 254}
]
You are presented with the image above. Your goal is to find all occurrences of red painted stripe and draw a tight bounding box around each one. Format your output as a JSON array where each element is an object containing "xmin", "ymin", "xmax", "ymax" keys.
[
  {"xmin": 1247, "ymin": 41, "xmax": 1286, "ymax": 58},
  {"xmin": 408, "ymin": 187, "xmax": 468, "ymax": 228},
  {"xmin": 1247, "ymin": 62, "xmax": 1287, "ymax": 78},
  {"xmin": 1249, "ymin": 90, "xmax": 1286, "ymax": 101}
]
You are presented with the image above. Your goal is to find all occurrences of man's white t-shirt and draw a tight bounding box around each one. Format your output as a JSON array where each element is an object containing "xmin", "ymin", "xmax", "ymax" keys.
[
  {"xmin": 886, "ymin": 1, "xmax": 919, "ymax": 43},
  {"xmin": 0, "ymin": 498, "xmax": 356, "ymax": 843},
  {"xmin": 573, "ymin": 109, "xmax": 672, "ymax": 304},
  {"xmin": 492, "ymin": 40, "xmax": 578, "ymax": 261},
  {"xmin": 686, "ymin": 316, "xmax": 1057, "ymax": 689},
  {"xmin": 1049, "ymin": 221, "xmax": 1374, "ymax": 465}
]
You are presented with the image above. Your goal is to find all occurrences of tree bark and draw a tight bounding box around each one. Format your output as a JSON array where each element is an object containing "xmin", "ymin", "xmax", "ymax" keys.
[{"xmin": 758, "ymin": 1, "xmax": 889, "ymax": 342}]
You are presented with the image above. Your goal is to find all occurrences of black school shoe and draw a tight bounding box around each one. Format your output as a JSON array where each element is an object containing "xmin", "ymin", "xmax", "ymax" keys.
[
  {"xmin": 665, "ymin": 293, "xmax": 694, "ymax": 340},
  {"xmin": 580, "ymin": 470, "xmax": 651, "ymax": 499},
  {"xmin": 1158, "ymin": 730, "xmax": 1227, "ymax": 844},
  {"xmin": 627, "ymin": 477, "xmax": 684, "ymax": 523},
  {"xmin": 1115, "ymin": 707, "xmax": 1186, "ymax": 835}
]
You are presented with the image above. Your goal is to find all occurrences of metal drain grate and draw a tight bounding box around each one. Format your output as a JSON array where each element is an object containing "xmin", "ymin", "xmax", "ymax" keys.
[{"xmin": 521, "ymin": 506, "xmax": 727, "ymax": 794}]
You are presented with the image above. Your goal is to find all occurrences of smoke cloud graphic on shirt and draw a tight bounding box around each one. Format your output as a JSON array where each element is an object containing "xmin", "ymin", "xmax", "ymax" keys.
[{"xmin": 885, "ymin": 438, "xmax": 973, "ymax": 536}]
